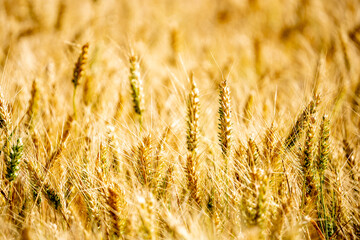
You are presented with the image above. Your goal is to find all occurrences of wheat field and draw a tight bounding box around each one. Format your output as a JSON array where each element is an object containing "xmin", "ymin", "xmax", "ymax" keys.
[{"xmin": 0, "ymin": 0, "xmax": 359, "ymax": 239}]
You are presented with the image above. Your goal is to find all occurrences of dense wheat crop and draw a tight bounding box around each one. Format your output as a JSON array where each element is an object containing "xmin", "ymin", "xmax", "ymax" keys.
[{"xmin": 0, "ymin": 0, "xmax": 360, "ymax": 239}]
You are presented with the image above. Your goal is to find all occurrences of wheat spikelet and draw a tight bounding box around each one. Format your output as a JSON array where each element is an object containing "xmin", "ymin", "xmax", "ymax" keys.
[
  {"xmin": 217, "ymin": 78, "xmax": 233, "ymax": 217},
  {"xmin": 187, "ymin": 74, "xmax": 200, "ymax": 153},
  {"xmin": 48, "ymin": 82, "xmax": 58, "ymax": 118},
  {"xmin": 243, "ymin": 92, "xmax": 254, "ymax": 125},
  {"xmin": 43, "ymin": 183, "xmax": 62, "ymax": 210},
  {"xmin": 241, "ymin": 168, "xmax": 269, "ymax": 232},
  {"xmin": 72, "ymin": 43, "xmax": 89, "ymax": 87},
  {"xmin": 107, "ymin": 185, "xmax": 127, "ymax": 238},
  {"xmin": 106, "ymin": 125, "xmax": 120, "ymax": 173},
  {"xmin": 218, "ymin": 79, "xmax": 232, "ymax": 162},
  {"xmin": 316, "ymin": 114, "xmax": 331, "ymax": 239},
  {"xmin": 185, "ymin": 153, "xmax": 201, "ymax": 206},
  {"xmin": 5, "ymin": 138, "xmax": 23, "ymax": 183},
  {"xmin": 285, "ymin": 95, "xmax": 320, "ymax": 150},
  {"xmin": 270, "ymin": 141, "xmax": 286, "ymax": 198},
  {"xmin": 61, "ymin": 114, "xmax": 73, "ymax": 145},
  {"xmin": 154, "ymin": 127, "xmax": 170, "ymax": 191},
  {"xmin": 263, "ymin": 124, "xmax": 275, "ymax": 169},
  {"xmin": 155, "ymin": 127, "xmax": 170, "ymax": 167},
  {"xmin": 72, "ymin": 43, "xmax": 89, "ymax": 120},
  {"xmin": 302, "ymin": 115, "xmax": 318, "ymax": 207},
  {"xmin": 0, "ymin": 90, "xmax": 11, "ymax": 135},
  {"xmin": 247, "ymin": 137, "xmax": 260, "ymax": 173},
  {"xmin": 25, "ymin": 161, "xmax": 62, "ymax": 211},
  {"xmin": 81, "ymin": 135, "xmax": 91, "ymax": 183},
  {"xmin": 107, "ymin": 186, "xmax": 122, "ymax": 237},
  {"xmin": 136, "ymin": 135, "xmax": 152, "ymax": 186},
  {"xmin": 64, "ymin": 169, "xmax": 74, "ymax": 204},
  {"xmin": 185, "ymin": 74, "xmax": 201, "ymax": 205},
  {"xmin": 317, "ymin": 115, "xmax": 330, "ymax": 175},
  {"xmin": 234, "ymin": 140, "xmax": 246, "ymax": 170},
  {"xmin": 129, "ymin": 53, "xmax": 144, "ymax": 125},
  {"xmin": 96, "ymin": 141, "xmax": 109, "ymax": 182}
]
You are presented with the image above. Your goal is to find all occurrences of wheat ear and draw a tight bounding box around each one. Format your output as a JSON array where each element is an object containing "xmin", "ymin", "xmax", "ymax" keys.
[
  {"xmin": 107, "ymin": 185, "xmax": 127, "ymax": 238},
  {"xmin": 129, "ymin": 53, "xmax": 144, "ymax": 127},
  {"xmin": 285, "ymin": 95, "xmax": 320, "ymax": 150},
  {"xmin": 185, "ymin": 73, "xmax": 201, "ymax": 205},
  {"xmin": 0, "ymin": 90, "xmax": 11, "ymax": 136},
  {"xmin": 243, "ymin": 92, "xmax": 254, "ymax": 125},
  {"xmin": 71, "ymin": 43, "xmax": 89, "ymax": 120},
  {"xmin": 302, "ymin": 115, "xmax": 318, "ymax": 209},
  {"xmin": 316, "ymin": 114, "xmax": 330, "ymax": 238},
  {"xmin": 317, "ymin": 115, "xmax": 330, "ymax": 175},
  {"xmin": 136, "ymin": 135, "xmax": 152, "ymax": 186},
  {"xmin": 218, "ymin": 79, "xmax": 232, "ymax": 159},
  {"xmin": 5, "ymin": 138, "xmax": 23, "ymax": 183}
]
